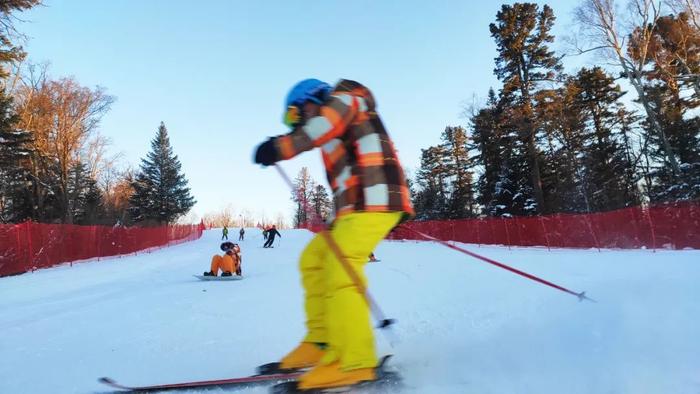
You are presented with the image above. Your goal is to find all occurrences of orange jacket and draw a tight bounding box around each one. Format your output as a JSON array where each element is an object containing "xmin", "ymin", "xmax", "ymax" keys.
[{"xmin": 273, "ymin": 79, "xmax": 414, "ymax": 219}]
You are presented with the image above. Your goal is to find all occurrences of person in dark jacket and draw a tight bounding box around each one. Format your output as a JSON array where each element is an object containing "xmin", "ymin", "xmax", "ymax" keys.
[{"xmin": 263, "ymin": 225, "xmax": 281, "ymax": 248}]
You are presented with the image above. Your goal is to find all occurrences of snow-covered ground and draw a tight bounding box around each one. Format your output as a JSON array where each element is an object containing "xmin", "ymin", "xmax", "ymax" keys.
[{"xmin": 1, "ymin": 228, "xmax": 699, "ymax": 394}]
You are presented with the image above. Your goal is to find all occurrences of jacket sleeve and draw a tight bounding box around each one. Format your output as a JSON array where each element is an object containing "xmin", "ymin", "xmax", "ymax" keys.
[{"xmin": 273, "ymin": 93, "xmax": 359, "ymax": 161}]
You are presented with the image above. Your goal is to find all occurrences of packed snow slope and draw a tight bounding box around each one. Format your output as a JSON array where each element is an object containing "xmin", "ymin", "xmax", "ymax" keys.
[{"xmin": 1, "ymin": 228, "xmax": 699, "ymax": 394}]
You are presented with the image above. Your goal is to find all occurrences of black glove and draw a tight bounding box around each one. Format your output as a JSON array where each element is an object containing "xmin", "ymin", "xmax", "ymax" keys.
[{"xmin": 253, "ymin": 138, "xmax": 278, "ymax": 166}]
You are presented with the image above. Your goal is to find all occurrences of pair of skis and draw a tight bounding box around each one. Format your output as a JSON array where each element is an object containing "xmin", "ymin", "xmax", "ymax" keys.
[{"xmin": 99, "ymin": 355, "xmax": 397, "ymax": 393}]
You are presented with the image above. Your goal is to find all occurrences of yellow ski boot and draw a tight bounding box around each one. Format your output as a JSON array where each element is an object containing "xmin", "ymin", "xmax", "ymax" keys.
[
  {"xmin": 279, "ymin": 342, "xmax": 326, "ymax": 370},
  {"xmin": 297, "ymin": 361, "xmax": 375, "ymax": 390}
]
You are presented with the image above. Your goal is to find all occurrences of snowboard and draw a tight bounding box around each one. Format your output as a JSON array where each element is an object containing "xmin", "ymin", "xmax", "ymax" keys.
[
  {"xmin": 193, "ymin": 274, "xmax": 243, "ymax": 281},
  {"xmin": 271, "ymin": 355, "xmax": 399, "ymax": 393}
]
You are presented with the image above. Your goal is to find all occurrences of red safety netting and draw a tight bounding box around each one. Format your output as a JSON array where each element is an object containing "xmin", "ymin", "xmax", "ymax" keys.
[
  {"xmin": 386, "ymin": 201, "xmax": 700, "ymax": 250},
  {"xmin": 0, "ymin": 222, "xmax": 205, "ymax": 277}
]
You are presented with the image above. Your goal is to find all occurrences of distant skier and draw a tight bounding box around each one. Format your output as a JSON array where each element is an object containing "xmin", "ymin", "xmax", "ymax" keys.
[
  {"xmin": 204, "ymin": 241, "xmax": 241, "ymax": 277},
  {"xmin": 222, "ymin": 226, "xmax": 229, "ymax": 240},
  {"xmin": 239, "ymin": 228, "xmax": 245, "ymax": 241},
  {"xmin": 368, "ymin": 252, "xmax": 378, "ymax": 262},
  {"xmin": 262, "ymin": 228, "xmax": 268, "ymax": 241},
  {"xmin": 253, "ymin": 79, "xmax": 413, "ymax": 390},
  {"xmin": 263, "ymin": 225, "xmax": 281, "ymax": 248}
]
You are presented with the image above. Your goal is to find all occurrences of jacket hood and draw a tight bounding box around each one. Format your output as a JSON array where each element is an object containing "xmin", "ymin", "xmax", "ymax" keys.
[{"xmin": 334, "ymin": 79, "xmax": 376, "ymax": 111}]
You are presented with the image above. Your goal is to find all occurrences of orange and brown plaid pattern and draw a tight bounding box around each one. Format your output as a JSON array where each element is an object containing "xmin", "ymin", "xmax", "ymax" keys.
[{"xmin": 273, "ymin": 79, "xmax": 414, "ymax": 219}]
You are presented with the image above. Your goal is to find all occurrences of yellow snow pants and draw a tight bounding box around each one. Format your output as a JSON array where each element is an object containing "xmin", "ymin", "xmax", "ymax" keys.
[{"xmin": 299, "ymin": 212, "xmax": 402, "ymax": 370}]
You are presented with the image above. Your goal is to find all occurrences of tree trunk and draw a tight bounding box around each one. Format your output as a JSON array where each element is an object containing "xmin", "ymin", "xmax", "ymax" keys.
[{"xmin": 620, "ymin": 58, "xmax": 681, "ymax": 176}]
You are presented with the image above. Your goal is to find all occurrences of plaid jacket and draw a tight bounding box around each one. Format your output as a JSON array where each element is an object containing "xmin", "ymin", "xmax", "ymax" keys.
[{"xmin": 273, "ymin": 79, "xmax": 414, "ymax": 219}]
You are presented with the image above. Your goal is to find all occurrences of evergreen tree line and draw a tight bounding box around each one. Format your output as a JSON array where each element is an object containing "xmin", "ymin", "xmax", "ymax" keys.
[
  {"xmin": 413, "ymin": 1, "xmax": 700, "ymax": 220},
  {"xmin": 0, "ymin": 2, "xmax": 194, "ymax": 225}
]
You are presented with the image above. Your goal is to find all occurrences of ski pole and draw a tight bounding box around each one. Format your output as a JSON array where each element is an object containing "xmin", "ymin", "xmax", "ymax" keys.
[
  {"xmin": 274, "ymin": 164, "xmax": 397, "ymax": 331},
  {"xmin": 398, "ymin": 225, "xmax": 595, "ymax": 302}
]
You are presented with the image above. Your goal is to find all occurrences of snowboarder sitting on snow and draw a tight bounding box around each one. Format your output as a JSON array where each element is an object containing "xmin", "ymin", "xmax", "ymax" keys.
[
  {"xmin": 253, "ymin": 79, "xmax": 413, "ymax": 390},
  {"xmin": 204, "ymin": 241, "xmax": 241, "ymax": 277},
  {"xmin": 263, "ymin": 225, "xmax": 281, "ymax": 248}
]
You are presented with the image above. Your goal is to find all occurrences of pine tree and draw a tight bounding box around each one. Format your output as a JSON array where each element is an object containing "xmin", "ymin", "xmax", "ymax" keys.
[
  {"xmin": 0, "ymin": 0, "xmax": 41, "ymax": 222},
  {"xmin": 0, "ymin": 92, "xmax": 32, "ymax": 222},
  {"xmin": 642, "ymin": 83, "xmax": 700, "ymax": 202},
  {"xmin": 414, "ymin": 145, "xmax": 449, "ymax": 219},
  {"xmin": 129, "ymin": 122, "xmax": 195, "ymax": 224},
  {"xmin": 489, "ymin": 3, "xmax": 563, "ymax": 214},
  {"xmin": 66, "ymin": 161, "xmax": 104, "ymax": 225},
  {"xmin": 533, "ymin": 86, "xmax": 586, "ymax": 213},
  {"xmin": 310, "ymin": 183, "xmax": 332, "ymax": 223},
  {"xmin": 440, "ymin": 126, "xmax": 475, "ymax": 218},
  {"xmin": 628, "ymin": 13, "xmax": 700, "ymax": 202},
  {"xmin": 471, "ymin": 90, "xmax": 508, "ymax": 216},
  {"xmin": 570, "ymin": 67, "xmax": 641, "ymax": 211},
  {"xmin": 471, "ymin": 90, "xmax": 536, "ymax": 217},
  {"xmin": 630, "ymin": 13, "xmax": 700, "ymax": 104},
  {"xmin": 0, "ymin": 0, "xmax": 42, "ymax": 79}
]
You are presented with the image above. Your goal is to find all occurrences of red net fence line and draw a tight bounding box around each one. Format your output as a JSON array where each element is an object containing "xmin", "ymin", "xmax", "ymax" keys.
[
  {"xmin": 298, "ymin": 201, "xmax": 700, "ymax": 250},
  {"xmin": 0, "ymin": 222, "xmax": 205, "ymax": 277},
  {"xmin": 384, "ymin": 201, "xmax": 700, "ymax": 250}
]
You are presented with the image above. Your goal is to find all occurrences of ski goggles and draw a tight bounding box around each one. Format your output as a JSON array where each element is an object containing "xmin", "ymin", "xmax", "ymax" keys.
[{"xmin": 283, "ymin": 105, "xmax": 302, "ymax": 128}]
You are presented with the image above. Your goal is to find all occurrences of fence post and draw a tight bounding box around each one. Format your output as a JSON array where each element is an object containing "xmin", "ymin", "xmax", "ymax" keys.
[
  {"xmin": 66, "ymin": 225, "xmax": 71, "ymax": 267},
  {"xmin": 476, "ymin": 218, "xmax": 481, "ymax": 247},
  {"xmin": 628, "ymin": 207, "xmax": 640, "ymax": 248},
  {"xmin": 26, "ymin": 221, "xmax": 34, "ymax": 273},
  {"xmin": 502, "ymin": 217, "xmax": 511, "ymax": 250},
  {"xmin": 15, "ymin": 223, "xmax": 22, "ymax": 274},
  {"xmin": 489, "ymin": 219, "xmax": 496, "ymax": 246},
  {"xmin": 539, "ymin": 216, "xmax": 551, "ymax": 251},
  {"xmin": 95, "ymin": 226, "xmax": 100, "ymax": 262},
  {"xmin": 584, "ymin": 215, "xmax": 601, "ymax": 252},
  {"xmin": 644, "ymin": 206, "xmax": 657, "ymax": 252}
]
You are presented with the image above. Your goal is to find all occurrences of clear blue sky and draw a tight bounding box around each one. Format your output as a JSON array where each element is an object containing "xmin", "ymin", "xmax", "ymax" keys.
[{"xmin": 19, "ymin": 0, "xmax": 588, "ymax": 222}]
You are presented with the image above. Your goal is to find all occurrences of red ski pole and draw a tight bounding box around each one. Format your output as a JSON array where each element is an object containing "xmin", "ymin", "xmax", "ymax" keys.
[
  {"xmin": 274, "ymin": 164, "xmax": 397, "ymax": 330},
  {"xmin": 398, "ymin": 225, "xmax": 595, "ymax": 302}
]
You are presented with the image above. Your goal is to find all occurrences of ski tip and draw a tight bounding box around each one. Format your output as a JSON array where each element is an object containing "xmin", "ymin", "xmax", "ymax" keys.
[{"xmin": 98, "ymin": 377, "xmax": 115, "ymax": 384}]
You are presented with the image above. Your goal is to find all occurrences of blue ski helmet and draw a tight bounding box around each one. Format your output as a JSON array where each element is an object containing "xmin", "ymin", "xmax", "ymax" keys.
[{"xmin": 285, "ymin": 79, "xmax": 332, "ymax": 108}]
